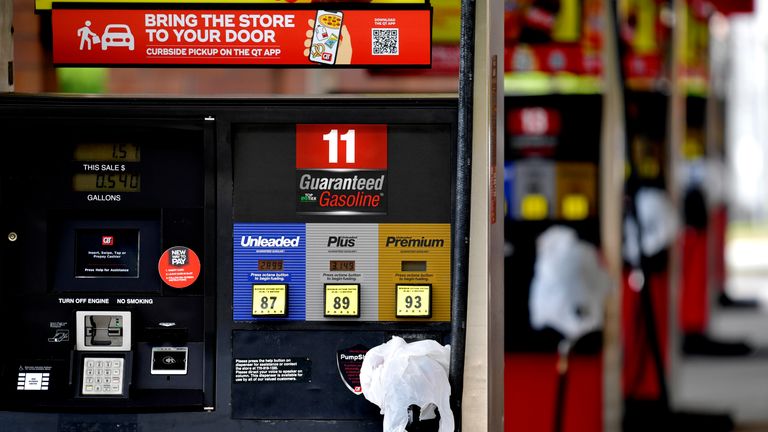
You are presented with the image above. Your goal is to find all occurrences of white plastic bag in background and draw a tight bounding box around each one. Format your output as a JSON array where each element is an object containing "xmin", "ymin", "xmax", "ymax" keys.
[
  {"xmin": 359, "ymin": 336, "xmax": 454, "ymax": 432},
  {"xmin": 623, "ymin": 187, "xmax": 679, "ymax": 266},
  {"xmin": 529, "ymin": 226, "xmax": 613, "ymax": 342}
]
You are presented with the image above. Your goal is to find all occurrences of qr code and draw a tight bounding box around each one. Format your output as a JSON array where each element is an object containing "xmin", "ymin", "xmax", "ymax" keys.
[{"xmin": 372, "ymin": 28, "xmax": 399, "ymax": 56}]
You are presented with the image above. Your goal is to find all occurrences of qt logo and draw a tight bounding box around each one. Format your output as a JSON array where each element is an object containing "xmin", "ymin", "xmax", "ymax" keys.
[{"xmin": 102, "ymin": 236, "xmax": 114, "ymax": 246}]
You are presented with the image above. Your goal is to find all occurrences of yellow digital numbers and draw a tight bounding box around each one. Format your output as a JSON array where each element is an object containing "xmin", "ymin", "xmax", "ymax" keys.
[
  {"xmin": 396, "ymin": 284, "xmax": 432, "ymax": 318},
  {"xmin": 324, "ymin": 284, "xmax": 360, "ymax": 317},
  {"xmin": 252, "ymin": 284, "xmax": 288, "ymax": 317}
]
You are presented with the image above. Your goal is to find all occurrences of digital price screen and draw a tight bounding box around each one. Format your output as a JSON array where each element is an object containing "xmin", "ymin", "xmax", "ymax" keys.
[
  {"xmin": 72, "ymin": 173, "xmax": 141, "ymax": 193},
  {"xmin": 324, "ymin": 284, "xmax": 360, "ymax": 317},
  {"xmin": 75, "ymin": 229, "xmax": 140, "ymax": 278},
  {"xmin": 401, "ymin": 261, "xmax": 427, "ymax": 272},
  {"xmin": 329, "ymin": 260, "xmax": 355, "ymax": 272},
  {"xmin": 258, "ymin": 259, "xmax": 284, "ymax": 272},
  {"xmin": 74, "ymin": 143, "xmax": 141, "ymax": 162}
]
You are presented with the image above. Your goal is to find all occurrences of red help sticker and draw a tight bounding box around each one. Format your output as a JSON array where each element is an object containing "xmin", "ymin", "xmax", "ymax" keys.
[
  {"xmin": 158, "ymin": 246, "xmax": 201, "ymax": 289},
  {"xmin": 296, "ymin": 124, "xmax": 387, "ymax": 169}
]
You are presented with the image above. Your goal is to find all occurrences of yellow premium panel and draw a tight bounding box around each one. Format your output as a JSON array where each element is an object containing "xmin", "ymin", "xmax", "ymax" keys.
[
  {"xmin": 378, "ymin": 224, "xmax": 450, "ymax": 321},
  {"xmin": 555, "ymin": 162, "xmax": 597, "ymax": 220}
]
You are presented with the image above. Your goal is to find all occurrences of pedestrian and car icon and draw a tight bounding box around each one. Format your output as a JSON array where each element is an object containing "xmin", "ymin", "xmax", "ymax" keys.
[{"xmin": 78, "ymin": 20, "xmax": 135, "ymax": 51}]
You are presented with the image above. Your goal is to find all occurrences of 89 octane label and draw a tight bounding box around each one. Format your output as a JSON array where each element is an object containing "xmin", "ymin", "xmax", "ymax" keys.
[{"xmin": 324, "ymin": 284, "xmax": 360, "ymax": 317}]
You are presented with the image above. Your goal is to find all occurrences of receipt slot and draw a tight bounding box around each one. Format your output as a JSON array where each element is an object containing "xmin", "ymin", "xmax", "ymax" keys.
[
  {"xmin": 76, "ymin": 311, "xmax": 131, "ymax": 351},
  {"xmin": 0, "ymin": 97, "xmax": 466, "ymax": 432}
]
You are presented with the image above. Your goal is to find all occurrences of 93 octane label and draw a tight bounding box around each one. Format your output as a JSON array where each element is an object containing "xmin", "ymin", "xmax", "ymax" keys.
[{"xmin": 396, "ymin": 284, "xmax": 431, "ymax": 317}]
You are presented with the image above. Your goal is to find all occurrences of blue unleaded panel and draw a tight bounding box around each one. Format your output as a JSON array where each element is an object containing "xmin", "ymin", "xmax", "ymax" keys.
[{"xmin": 233, "ymin": 223, "xmax": 306, "ymax": 321}]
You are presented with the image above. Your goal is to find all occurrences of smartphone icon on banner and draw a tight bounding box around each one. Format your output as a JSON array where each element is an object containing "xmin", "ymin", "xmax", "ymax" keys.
[{"xmin": 308, "ymin": 10, "xmax": 344, "ymax": 65}]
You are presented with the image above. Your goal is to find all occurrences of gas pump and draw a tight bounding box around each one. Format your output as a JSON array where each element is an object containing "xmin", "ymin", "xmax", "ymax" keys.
[
  {"xmin": 0, "ymin": 96, "xmax": 467, "ymax": 431},
  {"xmin": 0, "ymin": 109, "xmax": 215, "ymax": 411}
]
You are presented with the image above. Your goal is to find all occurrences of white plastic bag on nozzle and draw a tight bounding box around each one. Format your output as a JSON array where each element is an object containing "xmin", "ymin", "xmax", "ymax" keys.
[
  {"xmin": 359, "ymin": 336, "xmax": 454, "ymax": 432},
  {"xmin": 623, "ymin": 187, "xmax": 679, "ymax": 266},
  {"xmin": 529, "ymin": 226, "xmax": 613, "ymax": 342}
]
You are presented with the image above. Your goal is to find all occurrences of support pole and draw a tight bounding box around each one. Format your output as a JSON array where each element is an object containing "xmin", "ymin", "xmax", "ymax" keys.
[
  {"xmin": 458, "ymin": 0, "xmax": 504, "ymax": 428},
  {"xmin": 0, "ymin": 0, "xmax": 13, "ymax": 92},
  {"xmin": 602, "ymin": 1, "xmax": 627, "ymax": 430}
]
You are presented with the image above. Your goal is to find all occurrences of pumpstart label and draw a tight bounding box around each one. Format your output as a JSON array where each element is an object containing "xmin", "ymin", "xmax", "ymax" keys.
[{"xmin": 296, "ymin": 124, "xmax": 387, "ymax": 215}]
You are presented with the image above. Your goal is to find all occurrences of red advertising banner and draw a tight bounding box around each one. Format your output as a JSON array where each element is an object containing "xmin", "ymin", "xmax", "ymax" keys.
[
  {"xmin": 504, "ymin": 45, "xmax": 602, "ymax": 75},
  {"xmin": 711, "ymin": 0, "xmax": 753, "ymax": 15},
  {"xmin": 52, "ymin": 9, "xmax": 431, "ymax": 66}
]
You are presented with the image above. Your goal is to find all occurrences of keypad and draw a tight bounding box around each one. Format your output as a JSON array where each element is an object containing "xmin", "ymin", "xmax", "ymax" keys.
[{"xmin": 82, "ymin": 357, "xmax": 124, "ymax": 396}]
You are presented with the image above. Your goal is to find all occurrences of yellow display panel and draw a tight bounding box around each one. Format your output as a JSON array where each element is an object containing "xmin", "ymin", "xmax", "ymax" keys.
[
  {"xmin": 72, "ymin": 173, "xmax": 141, "ymax": 193},
  {"xmin": 561, "ymin": 194, "xmax": 589, "ymax": 221},
  {"xmin": 74, "ymin": 143, "xmax": 140, "ymax": 162},
  {"xmin": 324, "ymin": 284, "xmax": 360, "ymax": 317},
  {"xmin": 521, "ymin": 194, "xmax": 548, "ymax": 220},
  {"xmin": 252, "ymin": 284, "xmax": 288, "ymax": 316},
  {"xmin": 378, "ymin": 224, "xmax": 450, "ymax": 322},
  {"xmin": 395, "ymin": 284, "xmax": 431, "ymax": 318},
  {"xmin": 554, "ymin": 162, "xmax": 596, "ymax": 220},
  {"xmin": 431, "ymin": 0, "xmax": 460, "ymax": 43}
]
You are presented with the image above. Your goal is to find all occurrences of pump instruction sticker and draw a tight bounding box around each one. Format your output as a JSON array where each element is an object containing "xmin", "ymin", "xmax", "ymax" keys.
[
  {"xmin": 233, "ymin": 357, "xmax": 310, "ymax": 384},
  {"xmin": 158, "ymin": 246, "xmax": 201, "ymax": 289},
  {"xmin": 296, "ymin": 124, "xmax": 387, "ymax": 215},
  {"xmin": 52, "ymin": 9, "xmax": 431, "ymax": 67}
]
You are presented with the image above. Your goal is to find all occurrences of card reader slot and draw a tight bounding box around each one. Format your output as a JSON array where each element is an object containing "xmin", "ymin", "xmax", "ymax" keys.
[
  {"xmin": 76, "ymin": 311, "xmax": 131, "ymax": 352},
  {"xmin": 88, "ymin": 315, "xmax": 123, "ymax": 346}
]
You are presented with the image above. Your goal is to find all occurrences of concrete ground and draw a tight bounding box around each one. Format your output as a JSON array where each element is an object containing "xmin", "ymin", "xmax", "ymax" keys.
[{"xmin": 675, "ymin": 234, "xmax": 768, "ymax": 431}]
